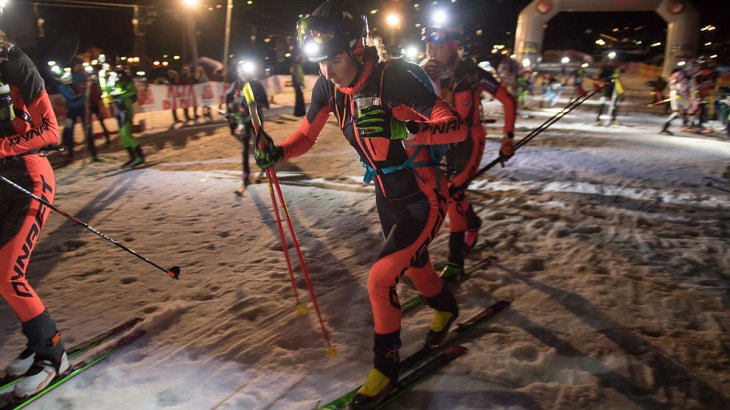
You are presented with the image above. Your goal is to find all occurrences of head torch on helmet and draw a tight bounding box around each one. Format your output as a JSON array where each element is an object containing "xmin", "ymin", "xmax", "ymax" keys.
[
  {"xmin": 421, "ymin": 26, "xmax": 464, "ymax": 46},
  {"xmin": 296, "ymin": 0, "xmax": 368, "ymax": 63}
]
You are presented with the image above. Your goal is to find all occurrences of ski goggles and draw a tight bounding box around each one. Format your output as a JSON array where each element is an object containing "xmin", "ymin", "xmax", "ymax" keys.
[{"xmin": 297, "ymin": 16, "xmax": 337, "ymax": 47}]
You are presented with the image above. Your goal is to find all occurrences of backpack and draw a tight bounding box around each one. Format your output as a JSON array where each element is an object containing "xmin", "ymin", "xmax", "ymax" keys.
[{"xmin": 361, "ymin": 59, "xmax": 450, "ymax": 186}]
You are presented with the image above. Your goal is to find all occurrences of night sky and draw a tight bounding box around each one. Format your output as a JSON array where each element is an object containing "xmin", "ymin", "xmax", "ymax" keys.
[{"xmin": 0, "ymin": 0, "xmax": 727, "ymax": 67}]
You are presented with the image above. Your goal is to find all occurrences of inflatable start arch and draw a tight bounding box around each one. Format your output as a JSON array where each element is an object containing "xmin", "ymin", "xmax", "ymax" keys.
[{"xmin": 514, "ymin": 0, "xmax": 699, "ymax": 77}]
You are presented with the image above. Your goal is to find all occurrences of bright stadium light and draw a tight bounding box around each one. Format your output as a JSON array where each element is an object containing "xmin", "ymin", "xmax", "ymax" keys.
[
  {"xmin": 385, "ymin": 12, "xmax": 400, "ymax": 28},
  {"xmin": 432, "ymin": 9, "xmax": 447, "ymax": 27},
  {"xmin": 405, "ymin": 46, "xmax": 418, "ymax": 60},
  {"xmin": 607, "ymin": 51, "xmax": 616, "ymax": 60},
  {"xmin": 522, "ymin": 58, "xmax": 531, "ymax": 68},
  {"xmin": 561, "ymin": 56, "xmax": 570, "ymax": 64}
]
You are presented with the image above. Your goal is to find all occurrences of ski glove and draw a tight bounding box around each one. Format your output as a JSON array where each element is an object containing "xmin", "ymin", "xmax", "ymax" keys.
[
  {"xmin": 355, "ymin": 104, "xmax": 408, "ymax": 140},
  {"xmin": 499, "ymin": 132, "xmax": 515, "ymax": 166},
  {"xmin": 254, "ymin": 131, "xmax": 284, "ymax": 170}
]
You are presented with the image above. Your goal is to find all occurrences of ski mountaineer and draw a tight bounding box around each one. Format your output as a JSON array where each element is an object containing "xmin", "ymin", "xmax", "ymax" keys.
[
  {"xmin": 104, "ymin": 67, "xmax": 144, "ymax": 168},
  {"xmin": 254, "ymin": 1, "xmax": 467, "ymax": 407},
  {"xmin": 225, "ymin": 60, "xmax": 269, "ymax": 191},
  {"xmin": 420, "ymin": 25, "xmax": 516, "ymax": 276},
  {"xmin": 0, "ymin": 33, "xmax": 70, "ymax": 399},
  {"xmin": 56, "ymin": 67, "xmax": 98, "ymax": 164},
  {"xmin": 660, "ymin": 67, "xmax": 692, "ymax": 135},
  {"xmin": 594, "ymin": 61, "xmax": 623, "ymax": 126}
]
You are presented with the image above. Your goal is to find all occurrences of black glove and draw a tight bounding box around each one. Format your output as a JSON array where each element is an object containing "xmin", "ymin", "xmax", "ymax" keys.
[
  {"xmin": 354, "ymin": 105, "xmax": 407, "ymax": 140},
  {"xmin": 0, "ymin": 83, "xmax": 15, "ymax": 121},
  {"xmin": 499, "ymin": 131, "xmax": 515, "ymax": 166},
  {"xmin": 253, "ymin": 130, "xmax": 283, "ymax": 169}
]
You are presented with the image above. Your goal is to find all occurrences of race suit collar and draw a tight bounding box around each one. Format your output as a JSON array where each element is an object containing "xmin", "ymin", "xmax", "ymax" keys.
[{"xmin": 337, "ymin": 47, "xmax": 377, "ymax": 96}]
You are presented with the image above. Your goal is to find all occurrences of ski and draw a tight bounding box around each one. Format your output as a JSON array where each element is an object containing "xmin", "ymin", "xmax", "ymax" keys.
[
  {"xmin": 0, "ymin": 317, "xmax": 142, "ymax": 391},
  {"xmin": 1, "ymin": 329, "xmax": 146, "ymax": 410},
  {"xmin": 318, "ymin": 300, "xmax": 510, "ymax": 409},
  {"xmin": 706, "ymin": 181, "xmax": 730, "ymax": 194},
  {"xmin": 374, "ymin": 345, "xmax": 468, "ymax": 409}
]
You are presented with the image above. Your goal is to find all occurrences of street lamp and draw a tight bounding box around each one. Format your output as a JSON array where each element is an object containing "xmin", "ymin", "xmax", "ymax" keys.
[
  {"xmin": 182, "ymin": 0, "xmax": 200, "ymax": 62},
  {"xmin": 385, "ymin": 12, "xmax": 401, "ymax": 46},
  {"xmin": 385, "ymin": 12, "xmax": 400, "ymax": 27},
  {"xmin": 432, "ymin": 9, "xmax": 448, "ymax": 27},
  {"xmin": 223, "ymin": 0, "xmax": 233, "ymax": 78}
]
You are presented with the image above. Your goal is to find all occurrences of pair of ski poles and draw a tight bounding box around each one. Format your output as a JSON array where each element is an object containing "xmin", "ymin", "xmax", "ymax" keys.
[
  {"xmin": 0, "ymin": 175, "xmax": 181, "ymax": 280},
  {"xmin": 452, "ymin": 82, "xmax": 605, "ymax": 193},
  {"xmin": 242, "ymin": 83, "xmax": 336, "ymax": 357}
]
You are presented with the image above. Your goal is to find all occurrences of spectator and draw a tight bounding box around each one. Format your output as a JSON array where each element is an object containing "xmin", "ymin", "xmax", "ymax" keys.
[
  {"xmin": 57, "ymin": 65, "xmax": 98, "ymax": 163},
  {"xmin": 166, "ymin": 69, "xmax": 183, "ymax": 124},
  {"xmin": 194, "ymin": 65, "xmax": 212, "ymax": 121},
  {"xmin": 179, "ymin": 66, "xmax": 197, "ymax": 122},
  {"xmin": 226, "ymin": 62, "xmax": 269, "ymax": 192},
  {"xmin": 291, "ymin": 54, "xmax": 306, "ymax": 117},
  {"xmin": 88, "ymin": 69, "xmax": 111, "ymax": 145}
]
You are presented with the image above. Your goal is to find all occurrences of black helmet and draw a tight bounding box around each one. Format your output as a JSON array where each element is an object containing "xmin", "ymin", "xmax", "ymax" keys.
[{"xmin": 296, "ymin": 0, "xmax": 368, "ymax": 63}]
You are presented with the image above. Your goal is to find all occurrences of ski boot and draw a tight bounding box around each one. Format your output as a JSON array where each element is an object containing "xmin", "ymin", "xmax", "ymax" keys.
[
  {"xmin": 14, "ymin": 311, "xmax": 70, "ymax": 398},
  {"xmin": 121, "ymin": 147, "xmax": 136, "ymax": 168},
  {"xmin": 130, "ymin": 146, "xmax": 145, "ymax": 167},
  {"xmin": 659, "ymin": 123, "xmax": 673, "ymax": 135},
  {"xmin": 349, "ymin": 332, "xmax": 400, "ymax": 409},
  {"xmin": 425, "ymin": 288, "xmax": 459, "ymax": 347},
  {"xmin": 14, "ymin": 351, "xmax": 69, "ymax": 399}
]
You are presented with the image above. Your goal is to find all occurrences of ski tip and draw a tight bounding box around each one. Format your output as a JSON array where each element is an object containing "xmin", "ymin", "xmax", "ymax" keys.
[
  {"xmin": 446, "ymin": 345, "xmax": 468, "ymax": 355},
  {"xmin": 494, "ymin": 300, "xmax": 511, "ymax": 310},
  {"xmin": 168, "ymin": 266, "xmax": 181, "ymax": 280}
]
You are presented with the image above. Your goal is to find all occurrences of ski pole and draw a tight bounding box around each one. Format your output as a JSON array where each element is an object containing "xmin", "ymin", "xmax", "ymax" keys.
[
  {"xmin": 0, "ymin": 176, "xmax": 181, "ymax": 280},
  {"xmin": 456, "ymin": 83, "xmax": 605, "ymax": 192},
  {"xmin": 243, "ymin": 82, "xmax": 336, "ymax": 356},
  {"xmin": 236, "ymin": 89, "xmax": 305, "ymax": 313},
  {"xmin": 264, "ymin": 167, "xmax": 306, "ymax": 311}
]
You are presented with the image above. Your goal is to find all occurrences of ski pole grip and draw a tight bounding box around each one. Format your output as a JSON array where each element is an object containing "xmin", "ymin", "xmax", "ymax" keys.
[{"xmin": 243, "ymin": 81, "xmax": 266, "ymax": 151}]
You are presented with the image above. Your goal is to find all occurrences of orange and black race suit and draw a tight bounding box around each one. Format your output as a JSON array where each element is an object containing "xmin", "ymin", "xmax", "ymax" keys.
[
  {"xmin": 280, "ymin": 57, "xmax": 466, "ymax": 335},
  {"xmin": 0, "ymin": 47, "xmax": 60, "ymax": 325},
  {"xmin": 446, "ymin": 59, "xmax": 515, "ymax": 233}
]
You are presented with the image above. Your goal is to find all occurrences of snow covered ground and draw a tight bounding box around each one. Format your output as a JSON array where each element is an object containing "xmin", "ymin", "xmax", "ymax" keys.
[{"xmin": 1, "ymin": 95, "xmax": 729, "ymax": 410}]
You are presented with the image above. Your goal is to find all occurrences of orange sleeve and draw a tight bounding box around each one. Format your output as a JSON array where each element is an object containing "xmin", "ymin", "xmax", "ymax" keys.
[
  {"xmin": 401, "ymin": 99, "xmax": 467, "ymax": 145},
  {"xmin": 490, "ymin": 85, "xmax": 516, "ymax": 133},
  {"xmin": 280, "ymin": 109, "xmax": 330, "ymax": 160},
  {"xmin": 0, "ymin": 90, "xmax": 59, "ymax": 158},
  {"xmin": 279, "ymin": 76, "xmax": 333, "ymax": 160}
]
